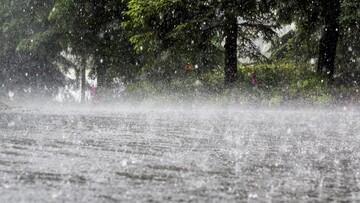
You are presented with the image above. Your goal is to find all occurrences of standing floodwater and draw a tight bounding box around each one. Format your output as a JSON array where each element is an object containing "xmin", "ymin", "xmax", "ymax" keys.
[{"xmin": 0, "ymin": 106, "xmax": 360, "ymax": 202}]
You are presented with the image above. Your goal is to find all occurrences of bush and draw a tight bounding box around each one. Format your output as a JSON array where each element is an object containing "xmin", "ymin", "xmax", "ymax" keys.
[{"xmin": 124, "ymin": 61, "xmax": 357, "ymax": 105}]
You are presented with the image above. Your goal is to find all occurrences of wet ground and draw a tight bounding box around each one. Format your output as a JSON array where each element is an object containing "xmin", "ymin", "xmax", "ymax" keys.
[{"xmin": 1, "ymin": 106, "xmax": 360, "ymax": 202}]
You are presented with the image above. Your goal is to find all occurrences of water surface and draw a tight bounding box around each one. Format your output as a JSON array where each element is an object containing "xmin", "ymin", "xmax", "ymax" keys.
[{"xmin": 0, "ymin": 106, "xmax": 359, "ymax": 202}]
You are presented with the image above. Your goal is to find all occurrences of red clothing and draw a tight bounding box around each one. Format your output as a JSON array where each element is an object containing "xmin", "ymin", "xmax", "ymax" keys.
[
  {"xmin": 90, "ymin": 86, "xmax": 97, "ymax": 97},
  {"xmin": 251, "ymin": 73, "xmax": 258, "ymax": 86}
]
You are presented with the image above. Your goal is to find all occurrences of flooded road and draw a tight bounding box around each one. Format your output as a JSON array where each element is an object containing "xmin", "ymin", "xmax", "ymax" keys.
[{"xmin": 1, "ymin": 106, "xmax": 360, "ymax": 202}]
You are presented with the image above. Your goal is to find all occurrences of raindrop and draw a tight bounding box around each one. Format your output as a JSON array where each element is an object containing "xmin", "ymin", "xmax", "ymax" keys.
[
  {"xmin": 8, "ymin": 91, "xmax": 14, "ymax": 100},
  {"xmin": 7, "ymin": 121, "xmax": 15, "ymax": 127},
  {"xmin": 194, "ymin": 80, "xmax": 202, "ymax": 86},
  {"xmin": 121, "ymin": 159, "xmax": 128, "ymax": 167},
  {"xmin": 310, "ymin": 58, "xmax": 315, "ymax": 65},
  {"xmin": 286, "ymin": 128, "xmax": 292, "ymax": 134}
]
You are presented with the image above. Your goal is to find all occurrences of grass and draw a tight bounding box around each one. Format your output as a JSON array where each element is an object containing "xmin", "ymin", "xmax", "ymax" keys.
[{"xmin": 124, "ymin": 61, "xmax": 360, "ymax": 106}]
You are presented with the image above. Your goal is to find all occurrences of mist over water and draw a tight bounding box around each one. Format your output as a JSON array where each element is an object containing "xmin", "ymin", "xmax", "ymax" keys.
[
  {"xmin": 1, "ymin": 99, "xmax": 360, "ymax": 202},
  {"xmin": 1, "ymin": 0, "xmax": 359, "ymax": 201}
]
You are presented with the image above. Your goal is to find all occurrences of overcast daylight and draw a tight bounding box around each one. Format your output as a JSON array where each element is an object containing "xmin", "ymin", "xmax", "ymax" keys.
[{"xmin": 1, "ymin": 0, "xmax": 360, "ymax": 202}]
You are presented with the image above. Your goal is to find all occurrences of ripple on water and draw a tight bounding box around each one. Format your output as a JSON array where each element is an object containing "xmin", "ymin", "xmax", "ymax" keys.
[{"xmin": 1, "ymin": 109, "xmax": 360, "ymax": 202}]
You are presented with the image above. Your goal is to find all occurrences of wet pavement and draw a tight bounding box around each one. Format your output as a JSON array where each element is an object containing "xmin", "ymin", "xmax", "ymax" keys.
[{"xmin": 0, "ymin": 107, "xmax": 360, "ymax": 202}]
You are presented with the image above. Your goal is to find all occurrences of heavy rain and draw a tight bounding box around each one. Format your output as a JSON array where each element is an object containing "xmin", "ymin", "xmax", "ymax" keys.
[{"xmin": 0, "ymin": 0, "xmax": 360, "ymax": 202}]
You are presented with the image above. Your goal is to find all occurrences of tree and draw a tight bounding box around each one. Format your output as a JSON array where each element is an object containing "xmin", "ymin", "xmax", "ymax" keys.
[
  {"xmin": 317, "ymin": 0, "xmax": 341, "ymax": 79},
  {"xmin": 125, "ymin": 0, "xmax": 277, "ymax": 86},
  {"xmin": 49, "ymin": 0, "xmax": 141, "ymax": 96},
  {"xmin": 336, "ymin": 0, "xmax": 360, "ymax": 83},
  {"xmin": 272, "ymin": 0, "xmax": 359, "ymax": 82},
  {"xmin": 0, "ymin": 0, "xmax": 64, "ymax": 94}
]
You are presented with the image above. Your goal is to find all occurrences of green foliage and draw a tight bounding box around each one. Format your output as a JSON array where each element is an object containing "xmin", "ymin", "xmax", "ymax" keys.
[
  {"xmin": 337, "ymin": 0, "xmax": 360, "ymax": 78},
  {"xmin": 272, "ymin": 0, "xmax": 360, "ymax": 80},
  {"xmin": 47, "ymin": 0, "xmax": 143, "ymax": 85},
  {"xmin": 125, "ymin": 61, "xmax": 336, "ymax": 104},
  {"xmin": 0, "ymin": 0, "xmax": 66, "ymax": 92},
  {"xmin": 0, "ymin": 0, "xmax": 359, "ymax": 100},
  {"xmin": 238, "ymin": 62, "xmax": 330, "ymax": 100},
  {"xmin": 124, "ymin": 0, "xmax": 278, "ymax": 82}
]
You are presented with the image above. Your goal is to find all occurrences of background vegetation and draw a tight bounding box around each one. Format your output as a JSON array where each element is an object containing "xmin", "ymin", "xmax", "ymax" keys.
[{"xmin": 0, "ymin": 0, "xmax": 359, "ymax": 104}]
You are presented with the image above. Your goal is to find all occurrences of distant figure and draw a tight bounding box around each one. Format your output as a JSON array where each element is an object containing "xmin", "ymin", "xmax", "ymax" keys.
[
  {"xmin": 90, "ymin": 85, "xmax": 97, "ymax": 102},
  {"xmin": 251, "ymin": 72, "xmax": 258, "ymax": 87}
]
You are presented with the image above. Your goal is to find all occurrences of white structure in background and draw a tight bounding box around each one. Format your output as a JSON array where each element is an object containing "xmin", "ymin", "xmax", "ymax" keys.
[
  {"xmin": 242, "ymin": 23, "xmax": 296, "ymax": 63},
  {"xmin": 54, "ymin": 50, "xmax": 97, "ymax": 103}
]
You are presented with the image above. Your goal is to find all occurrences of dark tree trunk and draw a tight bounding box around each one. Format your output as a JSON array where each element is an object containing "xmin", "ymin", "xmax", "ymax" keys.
[
  {"xmin": 317, "ymin": 0, "xmax": 341, "ymax": 80},
  {"xmin": 80, "ymin": 58, "xmax": 86, "ymax": 103},
  {"xmin": 75, "ymin": 68, "xmax": 80, "ymax": 89},
  {"xmin": 224, "ymin": 13, "xmax": 238, "ymax": 86},
  {"xmin": 197, "ymin": 32, "xmax": 211, "ymax": 75},
  {"xmin": 95, "ymin": 57, "xmax": 107, "ymax": 97}
]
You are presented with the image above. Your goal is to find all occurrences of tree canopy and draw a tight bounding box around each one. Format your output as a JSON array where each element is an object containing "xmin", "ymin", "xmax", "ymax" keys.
[{"xmin": 0, "ymin": 0, "xmax": 359, "ymax": 97}]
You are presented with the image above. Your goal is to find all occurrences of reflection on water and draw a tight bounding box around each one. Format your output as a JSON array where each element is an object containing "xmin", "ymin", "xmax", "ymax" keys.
[{"xmin": 0, "ymin": 108, "xmax": 360, "ymax": 202}]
